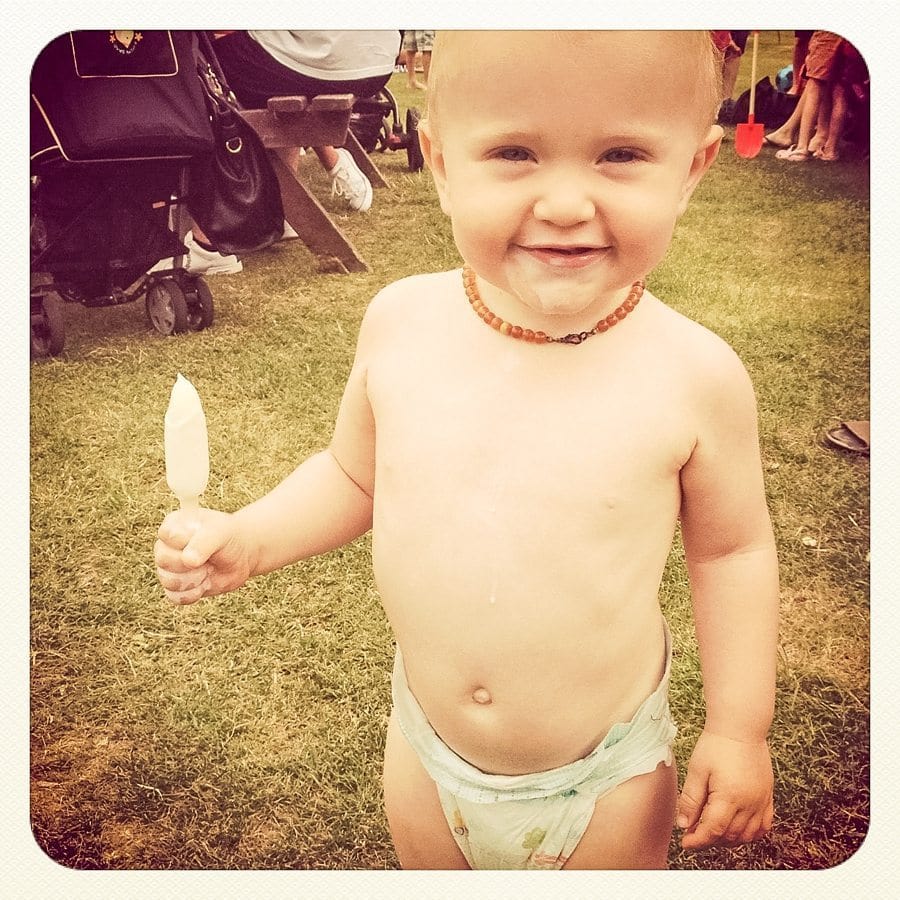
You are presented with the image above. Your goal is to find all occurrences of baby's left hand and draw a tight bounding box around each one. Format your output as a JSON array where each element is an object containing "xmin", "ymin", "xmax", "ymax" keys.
[{"xmin": 676, "ymin": 729, "xmax": 774, "ymax": 850}]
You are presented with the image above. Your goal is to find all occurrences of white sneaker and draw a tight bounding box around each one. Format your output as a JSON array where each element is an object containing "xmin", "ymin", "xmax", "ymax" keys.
[
  {"xmin": 329, "ymin": 148, "xmax": 373, "ymax": 212},
  {"xmin": 149, "ymin": 230, "xmax": 243, "ymax": 276}
]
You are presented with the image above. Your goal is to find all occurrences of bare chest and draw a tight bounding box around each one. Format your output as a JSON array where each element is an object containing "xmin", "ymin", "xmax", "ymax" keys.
[{"xmin": 368, "ymin": 327, "xmax": 692, "ymax": 523}]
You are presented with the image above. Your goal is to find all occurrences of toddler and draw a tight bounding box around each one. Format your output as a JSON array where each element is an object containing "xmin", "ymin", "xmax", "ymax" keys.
[{"xmin": 155, "ymin": 30, "xmax": 779, "ymax": 869}]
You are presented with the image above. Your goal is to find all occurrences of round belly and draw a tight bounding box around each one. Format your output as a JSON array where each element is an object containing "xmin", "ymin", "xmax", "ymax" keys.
[{"xmin": 397, "ymin": 612, "xmax": 667, "ymax": 776}]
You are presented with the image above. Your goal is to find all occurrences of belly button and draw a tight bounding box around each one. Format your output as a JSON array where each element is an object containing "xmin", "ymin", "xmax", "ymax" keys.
[{"xmin": 472, "ymin": 687, "xmax": 492, "ymax": 705}]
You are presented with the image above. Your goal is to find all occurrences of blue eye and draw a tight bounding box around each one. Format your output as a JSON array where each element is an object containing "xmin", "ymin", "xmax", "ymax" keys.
[
  {"xmin": 603, "ymin": 148, "xmax": 640, "ymax": 164},
  {"xmin": 496, "ymin": 147, "xmax": 532, "ymax": 162}
]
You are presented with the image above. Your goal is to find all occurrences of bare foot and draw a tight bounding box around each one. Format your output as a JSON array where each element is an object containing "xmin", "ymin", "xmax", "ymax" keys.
[
  {"xmin": 808, "ymin": 134, "xmax": 827, "ymax": 155},
  {"xmin": 764, "ymin": 132, "xmax": 792, "ymax": 149}
]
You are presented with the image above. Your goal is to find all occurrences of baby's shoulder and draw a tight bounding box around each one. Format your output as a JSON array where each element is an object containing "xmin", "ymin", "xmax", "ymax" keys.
[
  {"xmin": 365, "ymin": 269, "xmax": 460, "ymax": 317},
  {"xmin": 646, "ymin": 293, "xmax": 751, "ymax": 388},
  {"xmin": 356, "ymin": 269, "xmax": 462, "ymax": 347},
  {"xmin": 358, "ymin": 269, "xmax": 462, "ymax": 353}
]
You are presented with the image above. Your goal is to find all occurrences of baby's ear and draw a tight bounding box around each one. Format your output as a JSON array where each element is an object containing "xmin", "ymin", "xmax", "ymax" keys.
[
  {"xmin": 418, "ymin": 119, "xmax": 452, "ymax": 216},
  {"xmin": 677, "ymin": 124, "xmax": 723, "ymax": 215}
]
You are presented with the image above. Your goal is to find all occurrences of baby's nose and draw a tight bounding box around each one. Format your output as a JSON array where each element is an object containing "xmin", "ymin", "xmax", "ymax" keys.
[{"xmin": 532, "ymin": 179, "xmax": 595, "ymax": 226}]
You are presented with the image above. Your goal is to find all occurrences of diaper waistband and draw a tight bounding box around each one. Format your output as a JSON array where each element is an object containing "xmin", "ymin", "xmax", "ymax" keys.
[{"xmin": 392, "ymin": 619, "xmax": 676, "ymax": 803}]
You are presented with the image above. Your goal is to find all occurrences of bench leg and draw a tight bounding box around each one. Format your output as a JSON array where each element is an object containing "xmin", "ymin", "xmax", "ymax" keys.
[
  {"xmin": 268, "ymin": 151, "xmax": 369, "ymax": 273},
  {"xmin": 342, "ymin": 130, "xmax": 389, "ymax": 188}
]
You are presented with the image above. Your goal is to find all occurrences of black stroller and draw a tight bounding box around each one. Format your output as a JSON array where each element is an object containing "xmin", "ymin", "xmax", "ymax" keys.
[{"xmin": 30, "ymin": 30, "xmax": 218, "ymax": 357}]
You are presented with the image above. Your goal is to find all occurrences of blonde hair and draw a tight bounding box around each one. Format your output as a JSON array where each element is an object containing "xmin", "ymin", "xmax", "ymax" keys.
[
  {"xmin": 678, "ymin": 29, "xmax": 726, "ymax": 129},
  {"xmin": 425, "ymin": 30, "xmax": 723, "ymax": 137}
]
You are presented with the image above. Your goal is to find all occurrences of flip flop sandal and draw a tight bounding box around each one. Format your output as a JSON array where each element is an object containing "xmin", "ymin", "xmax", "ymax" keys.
[
  {"xmin": 775, "ymin": 145, "xmax": 813, "ymax": 162},
  {"xmin": 824, "ymin": 420, "xmax": 870, "ymax": 455}
]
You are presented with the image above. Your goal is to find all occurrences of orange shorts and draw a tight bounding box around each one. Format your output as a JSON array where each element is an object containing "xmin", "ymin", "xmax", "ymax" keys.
[{"xmin": 804, "ymin": 31, "xmax": 844, "ymax": 82}]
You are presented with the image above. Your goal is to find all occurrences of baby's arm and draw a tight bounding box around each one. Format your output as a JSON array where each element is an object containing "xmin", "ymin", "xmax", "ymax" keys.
[
  {"xmin": 155, "ymin": 299, "xmax": 380, "ymax": 605},
  {"xmin": 676, "ymin": 342, "xmax": 779, "ymax": 850}
]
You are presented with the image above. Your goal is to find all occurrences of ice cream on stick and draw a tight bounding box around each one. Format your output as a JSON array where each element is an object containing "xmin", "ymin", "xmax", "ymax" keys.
[{"xmin": 164, "ymin": 373, "xmax": 209, "ymax": 509}]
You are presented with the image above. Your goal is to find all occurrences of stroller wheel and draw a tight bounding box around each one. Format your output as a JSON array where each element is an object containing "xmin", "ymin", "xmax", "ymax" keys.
[
  {"xmin": 406, "ymin": 108, "xmax": 424, "ymax": 172},
  {"xmin": 146, "ymin": 277, "xmax": 190, "ymax": 335},
  {"xmin": 184, "ymin": 277, "xmax": 214, "ymax": 331},
  {"xmin": 30, "ymin": 293, "xmax": 65, "ymax": 358}
]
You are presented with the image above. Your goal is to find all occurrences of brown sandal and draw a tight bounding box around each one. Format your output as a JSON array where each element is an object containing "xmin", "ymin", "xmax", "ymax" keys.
[{"xmin": 824, "ymin": 420, "xmax": 870, "ymax": 455}]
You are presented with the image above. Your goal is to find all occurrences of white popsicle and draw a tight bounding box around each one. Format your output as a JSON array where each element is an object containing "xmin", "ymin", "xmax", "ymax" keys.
[{"xmin": 164, "ymin": 373, "xmax": 209, "ymax": 509}]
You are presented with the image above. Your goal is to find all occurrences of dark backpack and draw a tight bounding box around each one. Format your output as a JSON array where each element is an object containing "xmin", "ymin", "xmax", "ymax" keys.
[{"xmin": 725, "ymin": 76, "xmax": 799, "ymax": 130}]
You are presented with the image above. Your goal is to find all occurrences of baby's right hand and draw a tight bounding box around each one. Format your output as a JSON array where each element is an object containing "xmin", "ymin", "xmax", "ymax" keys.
[{"xmin": 154, "ymin": 508, "xmax": 255, "ymax": 605}]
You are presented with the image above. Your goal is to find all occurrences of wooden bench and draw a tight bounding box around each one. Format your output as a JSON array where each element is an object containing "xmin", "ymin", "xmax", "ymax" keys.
[{"xmin": 238, "ymin": 94, "xmax": 387, "ymax": 273}]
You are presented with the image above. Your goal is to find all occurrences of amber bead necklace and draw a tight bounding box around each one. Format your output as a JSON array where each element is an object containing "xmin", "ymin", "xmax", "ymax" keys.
[{"xmin": 462, "ymin": 265, "xmax": 644, "ymax": 345}]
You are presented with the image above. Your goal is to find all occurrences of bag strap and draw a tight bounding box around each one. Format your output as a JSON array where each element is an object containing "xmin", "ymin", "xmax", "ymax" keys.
[
  {"xmin": 196, "ymin": 30, "xmax": 239, "ymax": 106},
  {"xmin": 192, "ymin": 32, "xmax": 250, "ymax": 154}
]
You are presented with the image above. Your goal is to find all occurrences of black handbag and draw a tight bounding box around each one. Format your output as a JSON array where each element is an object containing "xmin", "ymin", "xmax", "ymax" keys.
[{"xmin": 187, "ymin": 36, "xmax": 284, "ymax": 256}]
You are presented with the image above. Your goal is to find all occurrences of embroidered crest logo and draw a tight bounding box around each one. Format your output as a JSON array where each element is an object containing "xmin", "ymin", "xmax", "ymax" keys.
[{"xmin": 108, "ymin": 31, "xmax": 143, "ymax": 55}]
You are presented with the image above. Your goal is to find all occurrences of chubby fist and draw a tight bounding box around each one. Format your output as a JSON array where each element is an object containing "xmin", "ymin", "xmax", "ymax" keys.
[
  {"xmin": 154, "ymin": 508, "xmax": 256, "ymax": 605},
  {"xmin": 676, "ymin": 729, "xmax": 774, "ymax": 850}
]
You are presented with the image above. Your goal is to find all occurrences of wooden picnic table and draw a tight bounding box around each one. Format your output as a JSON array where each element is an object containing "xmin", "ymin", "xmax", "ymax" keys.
[{"xmin": 238, "ymin": 94, "xmax": 387, "ymax": 273}]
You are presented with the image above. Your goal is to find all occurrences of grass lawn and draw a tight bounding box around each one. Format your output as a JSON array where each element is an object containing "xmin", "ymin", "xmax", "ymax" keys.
[{"xmin": 30, "ymin": 32, "xmax": 869, "ymax": 871}]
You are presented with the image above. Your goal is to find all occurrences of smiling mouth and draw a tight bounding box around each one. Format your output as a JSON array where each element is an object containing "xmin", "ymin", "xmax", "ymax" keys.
[{"xmin": 520, "ymin": 245, "xmax": 608, "ymax": 267}]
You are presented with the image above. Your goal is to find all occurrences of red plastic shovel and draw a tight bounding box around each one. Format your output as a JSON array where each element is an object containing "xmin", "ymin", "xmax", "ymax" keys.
[{"xmin": 735, "ymin": 31, "xmax": 764, "ymax": 158}]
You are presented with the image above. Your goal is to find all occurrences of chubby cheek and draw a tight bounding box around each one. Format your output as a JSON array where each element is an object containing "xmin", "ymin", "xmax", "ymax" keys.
[
  {"xmin": 612, "ymin": 203, "xmax": 681, "ymax": 274},
  {"xmin": 448, "ymin": 195, "xmax": 517, "ymax": 270}
]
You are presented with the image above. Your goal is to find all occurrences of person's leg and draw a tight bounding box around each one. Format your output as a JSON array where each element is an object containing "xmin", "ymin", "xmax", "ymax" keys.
[
  {"xmin": 809, "ymin": 82, "xmax": 832, "ymax": 154},
  {"xmin": 419, "ymin": 31, "xmax": 435, "ymax": 84},
  {"xmin": 149, "ymin": 226, "xmax": 242, "ymax": 276},
  {"xmin": 777, "ymin": 76, "xmax": 824, "ymax": 158},
  {"xmin": 405, "ymin": 49, "xmax": 426, "ymax": 89},
  {"xmin": 796, "ymin": 78, "xmax": 823, "ymax": 150},
  {"xmin": 382, "ymin": 709, "xmax": 470, "ymax": 869},
  {"xmin": 403, "ymin": 31, "xmax": 427, "ymax": 89},
  {"xmin": 818, "ymin": 41, "xmax": 865, "ymax": 160},
  {"xmin": 562, "ymin": 760, "xmax": 678, "ymax": 869},
  {"xmin": 766, "ymin": 89, "xmax": 805, "ymax": 146},
  {"xmin": 310, "ymin": 146, "xmax": 339, "ymax": 170},
  {"xmin": 818, "ymin": 81, "xmax": 849, "ymax": 159},
  {"xmin": 777, "ymin": 31, "xmax": 840, "ymax": 159}
]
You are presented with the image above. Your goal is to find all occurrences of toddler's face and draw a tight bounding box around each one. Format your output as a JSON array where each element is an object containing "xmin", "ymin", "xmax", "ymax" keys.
[{"xmin": 422, "ymin": 32, "xmax": 721, "ymax": 323}]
